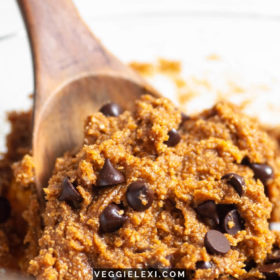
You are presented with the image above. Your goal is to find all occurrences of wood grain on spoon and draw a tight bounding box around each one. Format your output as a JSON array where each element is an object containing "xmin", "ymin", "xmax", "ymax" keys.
[{"xmin": 17, "ymin": 0, "xmax": 159, "ymax": 201}]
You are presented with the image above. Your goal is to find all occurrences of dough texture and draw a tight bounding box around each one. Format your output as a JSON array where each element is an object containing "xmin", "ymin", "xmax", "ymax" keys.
[{"xmin": 25, "ymin": 95, "xmax": 280, "ymax": 279}]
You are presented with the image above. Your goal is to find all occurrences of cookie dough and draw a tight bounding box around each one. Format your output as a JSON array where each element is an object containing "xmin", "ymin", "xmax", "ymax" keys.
[
  {"xmin": 0, "ymin": 111, "xmax": 36, "ymax": 272},
  {"xmin": 26, "ymin": 95, "xmax": 280, "ymax": 279}
]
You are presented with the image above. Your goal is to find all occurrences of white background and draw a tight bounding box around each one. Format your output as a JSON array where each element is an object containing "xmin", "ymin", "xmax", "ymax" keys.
[{"xmin": 1, "ymin": 0, "xmax": 280, "ymax": 147}]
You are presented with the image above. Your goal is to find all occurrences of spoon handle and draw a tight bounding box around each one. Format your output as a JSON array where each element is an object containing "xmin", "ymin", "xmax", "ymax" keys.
[{"xmin": 17, "ymin": 0, "xmax": 123, "ymax": 110}]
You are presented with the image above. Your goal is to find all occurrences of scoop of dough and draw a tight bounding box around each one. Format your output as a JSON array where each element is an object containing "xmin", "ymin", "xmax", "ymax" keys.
[{"xmin": 28, "ymin": 95, "xmax": 280, "ymax": 280}]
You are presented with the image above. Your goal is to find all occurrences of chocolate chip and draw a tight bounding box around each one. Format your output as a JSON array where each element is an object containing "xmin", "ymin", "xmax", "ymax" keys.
[
  {"xmin": 99, "ymin": 102, "xmax": 122, "ymax": 117},
  {"xmin": 216, "ymin": 204, "xmax": 243, "ymax": 233},
  {"xmin": 245, "ymin": 259, "xmax": 257, "ymax": 272},
  {"xmin": 126, "ymin": 181, "xmax": 153, "ymax": 211},
  {"xmin": 164, "ymin": 129, "xmax": 181, "ymax": 147},
  {"xmin": 196, "ymin": 261, "xmax": 213, "ymax": 269},
  {"xmin": 96, "ymin": 159, "xmax": 125, "ymax": 187},
  {"xmin": 0, "ymin": 197, "xmax": 11, "ymax": 223},
  {"xmin": 258, "ymin": 263, "xmax": 280, "ymax": 280},
  {"xmin": 204, "ymin": 230, "xmax": 230, "ymax": 255},
  {"xmin": 241, "ymin": 156, "xmax": 251, "ymax": 166},
  {"xmin": 99, "ymin": 204, "xmax": 127, "ymax": 233},
  {"xmin": 222, "ymin": 209, "xmax": 243, "ymax": 235},
  {"xmin": 196, "ymin": 201, "xmax": 219, "ymax": 226},
  {"xmin": 250, "ymin": 163, "xmax": 274, "ymax": 185},
  {"xmin": 58, "ymin": 177, "xmax": 83, "ymax": 208},
  {"xmin": 222, "ymin": 173, "xmax": 245, "ymax": 196},
  {"xmin": 217, "ymin": 204, "xmax": 236, "ymax": 217}
]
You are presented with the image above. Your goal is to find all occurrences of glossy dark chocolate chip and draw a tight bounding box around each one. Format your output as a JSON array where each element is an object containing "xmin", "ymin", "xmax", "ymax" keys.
[
  {"xmin": 244, "ymin": 259, "xmax": 257, "ymax": 272},
  {"xmin": 222, "ymin": 209, "xmax": 242, "ymax": 235},
  {"xmin": 96, "ymin": 159, "xmax": 125, "ymax": 187},
  {"xmin": 216, "ymin": 204, "xmax": 236, "ymax": 218},
  {"xmin": 0, "ymin": 197, "xmax": 11, "ymax": 223},
  {"xmin": 164, "ymin": 129, "xmax": 181, "ymax": 147},
  {"xmin": 196, "ymin": 201, "xmax": 219, "ymax": 226},
  {"xmin": 250, "ymin": 163, "xmax": 274, "ymax": 185},
  {"xmin": 196, "ymin": 261, "xmax": 213, "ymax": 269},
  {"xmin": 99, "ymin": 102, "xmax": 122, "ymax": 117},
  {"xmin": 126, "ymin": 181, "xmax": 153, "ymax": 211},
  {"xmin": 100, "ymin": 204, "xmax": 127, "ymax": 233},
  {"xmin": 241, "ymin": 156, "xmax": 251, "ymax": 166},
  {"xmin": 58, "ymin": 177, "xmax": 83, "ymax": 208},
  {"xmin": 204, "ymin": 230, "xmax": 230, "ymax": 255},
  {"xmin": 258, "ymin": 263, "xmax": 280, "ymax": 280},
  {"xmin": 222, "ymin": 173, "xmax": 245, "ymax": 196}
]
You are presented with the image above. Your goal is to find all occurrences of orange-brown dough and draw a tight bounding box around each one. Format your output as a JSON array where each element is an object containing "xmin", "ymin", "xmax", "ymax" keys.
[
  {"xmin": 0, "ymin": 111, "xmax": 39, "ymax": 273},
  {"xmin": 27, "ymin": 96, "xmax": 280, "ymax": 279}
]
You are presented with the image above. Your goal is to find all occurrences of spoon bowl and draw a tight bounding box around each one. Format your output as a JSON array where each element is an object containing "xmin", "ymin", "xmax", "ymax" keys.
[
  {"xmin": 17, "ymin": 0, "xmax": 158, "ymax": 200},
  {"xmin": 34, "ymin": 74, "xmax": 152, "ymax": 197}
]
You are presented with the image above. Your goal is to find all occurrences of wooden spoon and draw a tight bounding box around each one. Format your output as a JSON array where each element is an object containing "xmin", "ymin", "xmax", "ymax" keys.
[{"xmin": 17, "ymin": 0, "xmax": 159, "ymax": 201}]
